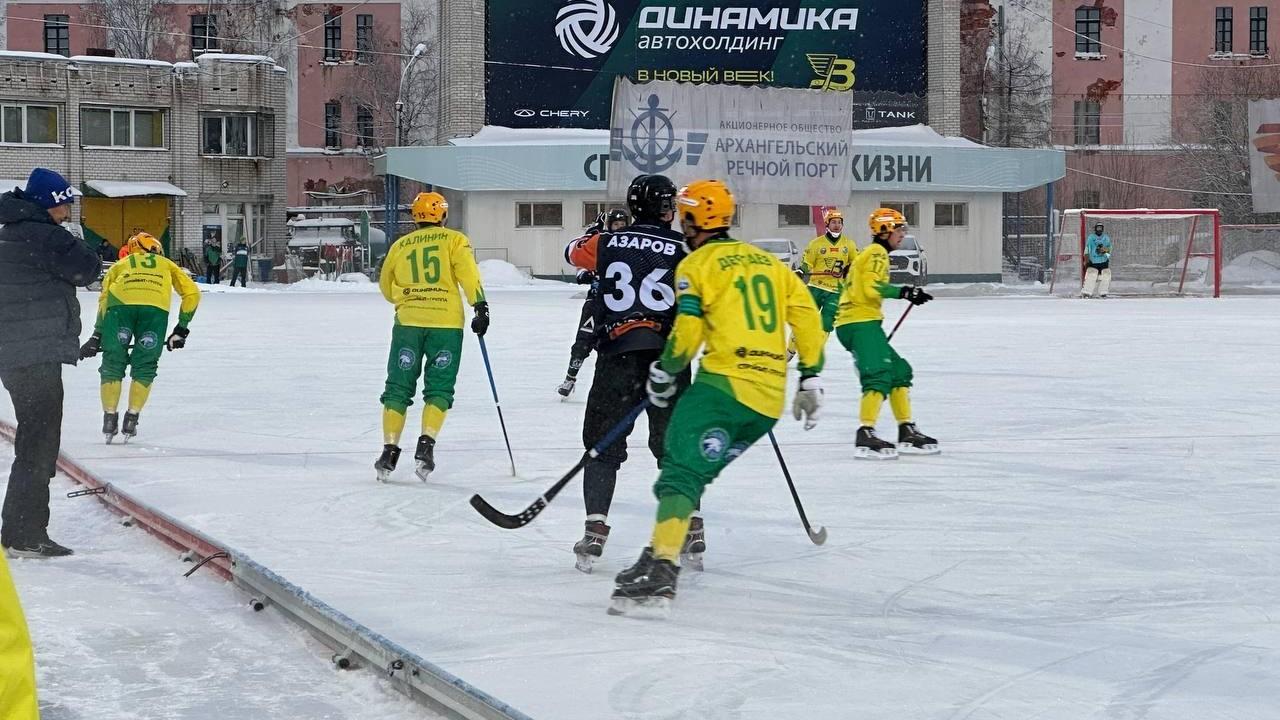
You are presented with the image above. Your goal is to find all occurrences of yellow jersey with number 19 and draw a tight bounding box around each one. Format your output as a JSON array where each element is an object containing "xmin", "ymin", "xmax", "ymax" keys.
[
  {"xmin": 379, "ymin": 225, "xmax": 485, "ymax": 329},
  {"xmin": 660, "ymin": 237, "xmax": 825, "ymax": 419},
  {"xmin": 97, "ymin": 252, "xmax": 201, "ymax": 328}
]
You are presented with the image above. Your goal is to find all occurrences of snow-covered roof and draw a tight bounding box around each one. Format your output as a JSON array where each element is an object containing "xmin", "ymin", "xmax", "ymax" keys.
[
  {"xmin": 289, "ymin": 218, "xmax": 356, "ymax": 228},
  {"xmin": 195, "ymin": 53, "xmax": 287, "ymax": 73},
  {"xmin": 849, "ymin": 124, "xmax": 984, "ymax": 149},
  {"xmin": 449, "ymin": 126, "xmax": 610, "ymax": 147},
  {"xmin": 86, "ymin": 180, "xmax": 188, "ymax": 197},
  {"xmin": 288, "ymin": 237, "xmax": 356, "ymax": 247},
  {"xmin": 0, "ymin": 50, "xmax": 71, "ymax": 63},
  {"xmin": 70, "ymin": 55, "xmax": 174, "ymax": 69}
]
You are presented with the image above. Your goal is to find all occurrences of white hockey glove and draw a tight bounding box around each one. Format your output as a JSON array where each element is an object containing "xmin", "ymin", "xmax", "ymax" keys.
[
  {"xmin": 792, "ymin": 376, "xmax": 823, "ymax": 430},
  {"xmin": 646, "ymin": 361, "xmax": 678, "ymax": 408}
]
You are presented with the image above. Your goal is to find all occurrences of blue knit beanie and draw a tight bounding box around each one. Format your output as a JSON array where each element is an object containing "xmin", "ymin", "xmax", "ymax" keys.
[{"xmin": 24, "ymin": 168, "xmax": 77, "ymax": 210}]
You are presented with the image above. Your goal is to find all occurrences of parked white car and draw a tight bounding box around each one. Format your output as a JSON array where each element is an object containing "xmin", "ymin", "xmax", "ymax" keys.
[
  {"xmin": 748, "ymin": 238, "xmax": 801, "ymax": 270},
  {"xmin": 889, "ymin": 233, "xmax": 928, "ymax": 285}
]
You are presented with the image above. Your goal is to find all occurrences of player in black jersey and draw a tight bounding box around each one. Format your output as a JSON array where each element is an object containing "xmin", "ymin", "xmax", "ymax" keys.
[
  {"xmin": 572, "ymin": 175, "xmax": 700, "ymax": 573},
  {"xmin": 558, "ymin": 208, "xmax": 630, "ymax": 399}
]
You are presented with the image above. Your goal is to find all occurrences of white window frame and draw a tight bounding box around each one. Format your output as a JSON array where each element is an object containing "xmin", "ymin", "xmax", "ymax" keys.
[
  {"xmin": 0, "ymin": 103, "xmax": 60, "ymax": 146},
  {"xmin": 879, "ymin": 201, "xmax": 920, "ymax": 227},
  {"xmin": 777, "ymin": 204, "xmax": 811, "ymax": 227},
  {"xmin": 80, "ymin": 106, "xmax": 165, "ymax": 149},
  {"xmin": 201, "ymin": 113, "xmax": 259, "ymax": 158},
  {"xmin": 934, "ymin": 202, "xmax": 968, "ymax": 228},
  {"xmin": 515, "ymin": 201, "xmax": 563, "ymax": 229}
]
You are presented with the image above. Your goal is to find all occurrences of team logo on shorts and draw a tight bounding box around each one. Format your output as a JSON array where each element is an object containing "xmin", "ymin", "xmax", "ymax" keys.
[
  {"xmin": 725, "ymin": 442, "xmax": 750, "ymax": 463},
  {"xmin": 138, "ymin": 331, "xmax": 158, "ymax": 350},
  {"xmin": 433, "ymin": 350, "xmax": 453, "ymax": 369},
  {"xmin": 397, "ymin": 348, "xmax": 415, "ymax": 370},
  {"xmin": 699, "ymin": 428, "xmax": 730, "ymax": 462},
  {"xmin": 116, "ymin": 328, "xmax": 133, "ymax": 345},
  {"xmin": 677, "ymin": 277, "xmax": 690, "ymax": 291}
]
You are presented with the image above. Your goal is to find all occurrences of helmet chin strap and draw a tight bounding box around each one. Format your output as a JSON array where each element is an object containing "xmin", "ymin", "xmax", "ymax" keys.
[{"xmin": 827, "ymin": 230, "xmax": 842, "ymax": 239}]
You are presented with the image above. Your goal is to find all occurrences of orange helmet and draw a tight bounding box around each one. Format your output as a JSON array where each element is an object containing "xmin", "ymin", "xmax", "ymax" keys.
[
  {"xmin": 126, "ymin": 232, "xmax": 163, "ymax": 256},
  {"xmin": 676, "ymin": 180, "xmax": 735, "ymax": 232},
  {"xmin": 868, "ymin": 208, "xmax": 907, "ymax": 237},
  {"xmin": 411, "ymin": 192, "xmax": 448, "ymax": 224},
  {"xmin": 822, "ymin": 208, "xmax": 844, "ymax": 225}
]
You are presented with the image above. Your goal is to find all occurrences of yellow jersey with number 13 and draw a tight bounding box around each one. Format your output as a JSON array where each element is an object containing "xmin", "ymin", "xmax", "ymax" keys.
[
  {"xmin": 379, "ymin": 226, "xmax": 485, "ymax": 329},
  {"xmin": 96, "ymin": 252, "xmax": 200, "ymax": 328}
]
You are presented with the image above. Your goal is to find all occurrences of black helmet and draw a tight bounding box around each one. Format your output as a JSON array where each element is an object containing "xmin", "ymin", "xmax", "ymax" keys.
[
  {"xmin": 626, "ymin": 174, "xmax": 677, "ymax": 222},
  {"xmin": 606, "ymin": 208, "xmax": 631, "ymax": 226}
]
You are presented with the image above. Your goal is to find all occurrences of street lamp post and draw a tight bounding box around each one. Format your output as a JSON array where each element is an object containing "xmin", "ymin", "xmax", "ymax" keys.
[{"xmin": 384, "ymin": 42, "xmax": 428, "ymax": 246}]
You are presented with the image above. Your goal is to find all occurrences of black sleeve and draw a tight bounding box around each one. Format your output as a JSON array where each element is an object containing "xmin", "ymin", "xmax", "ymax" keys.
[{"xmin": 43, "ymin": 226, "xmax": 102, "ymax": 287}]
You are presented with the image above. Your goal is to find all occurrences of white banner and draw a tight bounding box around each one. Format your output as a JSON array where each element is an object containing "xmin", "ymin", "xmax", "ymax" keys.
[
  {"xmin": 608, "ymin": 78, "xmax": 853, "ymax": 205},
  {"xmin": 1248, "ymin": 99, "xmax": 1280, "ymax": 213}
]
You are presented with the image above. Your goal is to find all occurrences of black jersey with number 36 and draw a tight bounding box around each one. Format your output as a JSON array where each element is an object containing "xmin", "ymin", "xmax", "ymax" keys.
[{"xmin": 593, "ymin": 222, "xmax": 688, "ymax": 355}]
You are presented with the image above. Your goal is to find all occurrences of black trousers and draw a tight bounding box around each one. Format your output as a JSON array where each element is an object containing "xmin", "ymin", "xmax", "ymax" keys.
[
  {"xmin": 1, "ymin": 363, "xmax": 63, "ymax": 546},
  {"xmin": 230, "ymin": 266, "xmax": 248, "ymax": 287},
  {"xmin": 566, "ymin": 296, "xmax": 599, "ymax": 377},
  {"xmin": 581, "ymin": 349, "xmax": 689, "ymax": 517},
  {"xmin": 206, "ymin": 262, "xmax": 221, "ymax": 284}
]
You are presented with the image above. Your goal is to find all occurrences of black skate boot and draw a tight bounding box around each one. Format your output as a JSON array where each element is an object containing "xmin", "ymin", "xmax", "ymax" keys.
[
  {"xmin": 414, "ymin": 435, "xmax": 435, "ymax": 482},
  {"xmin": 103, "ymin": 412, "xmax": 119, "ymax": 445},
  {"xmin": 608, "ymin": 547, "xmax": 680, "ymax": 618},
  {"xmin": 374, "ymin": 444, "xmax": 401, "ymax": 483},
  {"xmin": 572, "ymin": 519, "xmax": 610, "ymax": 573},
  {"xmin": 121, "ymin": 412, "xmax": 140, "ymax": 443},
  {"xmin": 897, "ymin": 422, "xmax": 940, "ymax": 455},
  {"xmin": 680, "ymin": 515, "xmax": 706, "ymax": 571},
  {"xmin": 556, "ymin": 376, "xmax": 576, "ymax": 399},
  {"xmin": 854, "ymin": 426, "xmax": 898, "ymax": 460}
]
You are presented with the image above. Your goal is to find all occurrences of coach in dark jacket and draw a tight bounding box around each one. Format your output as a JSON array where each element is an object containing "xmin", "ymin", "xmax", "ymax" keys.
[{"xmin": 0, "ymin": 168, "xmax": 99, "ymax": 558}]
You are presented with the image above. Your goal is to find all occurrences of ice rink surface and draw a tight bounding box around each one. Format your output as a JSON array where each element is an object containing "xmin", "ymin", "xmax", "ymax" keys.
[{"xmin": 4, "ymin": 282, "xmax": 1278, "ymax": 719}]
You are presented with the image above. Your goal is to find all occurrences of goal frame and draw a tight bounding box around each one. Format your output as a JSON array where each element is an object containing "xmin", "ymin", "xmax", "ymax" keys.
[{"xmin": 1050, "ymin": 208, "xmax": 1222, "ymax": 298}]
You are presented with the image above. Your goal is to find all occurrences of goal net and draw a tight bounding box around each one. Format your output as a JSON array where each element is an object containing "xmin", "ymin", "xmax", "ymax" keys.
[{"xmin": 1049, "ymin": 209, "xmax": 1221, "ymax": 297}]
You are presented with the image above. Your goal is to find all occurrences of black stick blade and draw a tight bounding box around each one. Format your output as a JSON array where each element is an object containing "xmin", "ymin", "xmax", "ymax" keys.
[{"xmin": 469, "ymin": 494, "xmax": 547, "ymax": 529}]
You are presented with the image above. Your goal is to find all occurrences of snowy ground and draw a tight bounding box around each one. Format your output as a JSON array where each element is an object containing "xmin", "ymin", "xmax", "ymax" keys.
[{"xmin": 3, "ymin": 282, "xmax": 1279, "ymax": 719}]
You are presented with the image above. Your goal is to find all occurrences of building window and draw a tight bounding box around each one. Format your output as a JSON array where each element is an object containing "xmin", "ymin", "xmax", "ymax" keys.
[
  {"xmin": 1074, "ymin": 190, "xmax": 1101, "ymax": 209},
  {"xmin": 1075, "ymin": 7, "xmax": 1102, "ymax": 54},
  {"xmin": 191, "ymin": 14, "xmax": 219, "ymax": 54},
  {"xmin": 878, "ymin": 201, "xmax": 920, "ymax": 226},
  {"xmin": 356, "ymin": 15, "xmax": 373, "ymax": 63},
  {"xmin": 516, "ymin": 202, "xmax": 563, "ymax": 228},
  {"xmin": 80, "ymin": 108, "xmax": 163, "ymax": 148},
  {"xmin": 324, "ymin": 102, "xmax": 341, "ymax": 148},
  {"xmin": 1250, "ymin": 7, "xmax": 1268, "ymax": 54},
  {"xmin": 44, "ymin": 15, "xmax": 70, "ymax": 57},
  {"xmin": 201, "ymin": 113, "xmax": 273, "ymax": 157},
  {"xmin": 356, "ymin": 105, "xmax": 374, "ymax": 147},
  {"xmin": 1073, "ymin": 100, "xmax": 1101, "ymax": 145},
  {"xmin": 324, "ymin": 13, "xmax": 342, "ymax": 61},
  {"xmin": 1, "ymin": 104, "xmax": 58, "ymax": 144},
  {"xmin": 582, "ymin": 202, "xmax": 624, "ymax": 227},
  {"xmin": 934, "ymin": 202, "xmax": 968, "ymax": 228},
  {"xmin": 777, "ymin": 205, "xmax": 811, "ymax": 227},
  {"xmin": 1216, "ymin": 7, "xmax": 1234, "ymax": 53}
]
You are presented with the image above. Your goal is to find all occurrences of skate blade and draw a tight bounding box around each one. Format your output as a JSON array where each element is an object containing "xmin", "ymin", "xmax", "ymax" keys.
[
  {"xmin": 121, "ymin": 435, "xmax": 134, "ymax": 445},
  {"xmin": 853, "ymin": 446, "xmax": 898, "ymax": 460},
  {"xmin": 375, "ymin": 468, "xmax": 392, "ymax": 483},
  {"xmin": 104, "ymin": 434, "xmax": 115, "ymax": 445},
  {"xmin": 415, "ymin": 462, "xmax": 433, "ymax": 483},
  {"xmin": 681, "ymin": 552, "xmax": 704, "ymax": 572},
  {"xmin": 897, "ymin": 443, "xmax": 940, "ymax": 456},
  {"xmin": 574, "ymin": 554, "xmax": 595, "ymax": 574},
  {"xmin": 607, "ymin": 596, "xmax": 671, "ymax": 618}
]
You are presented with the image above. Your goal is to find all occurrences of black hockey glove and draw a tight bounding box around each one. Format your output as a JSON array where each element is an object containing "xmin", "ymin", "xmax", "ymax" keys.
[
  {"xmin": 899, "ymin": 286, "xmax": 933, "ymax": 306},
  {"xmin": 79, "ymin": 332, "xmax": 102, "ymax": 360},
  {"xmin": 471, "ymin": 301, "xmax": 490, "ymax": 336},
  {"xmin": 165, "ymin": 326, "xmax": 189, "ymax": 351},
  {"xmin": 575, "ymin": 270, "xmax": 596, "ymax": 285}
]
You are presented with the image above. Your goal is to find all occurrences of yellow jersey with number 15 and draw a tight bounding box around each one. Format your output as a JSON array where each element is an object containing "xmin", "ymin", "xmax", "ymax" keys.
[
  {"xmin": 379, "ymin": 225, "xmax": 485, "ymax": 329},
  {"xmin": 660, "ymin": 237, "xmax": 825, "ymax": 419}
]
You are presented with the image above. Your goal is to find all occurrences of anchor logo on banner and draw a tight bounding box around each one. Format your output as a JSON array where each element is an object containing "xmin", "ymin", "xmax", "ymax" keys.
[{"xmin": 611, "ymin": 94, "xmax": 707, "ymax": 175}]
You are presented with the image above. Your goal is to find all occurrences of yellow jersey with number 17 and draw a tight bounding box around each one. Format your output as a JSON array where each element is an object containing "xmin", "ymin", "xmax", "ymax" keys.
[
  {"xmin": 379, "ymin": 225, "xmax": 485, "ymax": 329},
  {"xmin": 660, "ymin": 237, "xmax": 825, "ymax": 419},
  {"xmin": 835, "ymin": 241, "xmax": 902, "ymax": 326},
  {"xmin": 97, "ymin": 252, "xmax": 201, "ymax": 328}
]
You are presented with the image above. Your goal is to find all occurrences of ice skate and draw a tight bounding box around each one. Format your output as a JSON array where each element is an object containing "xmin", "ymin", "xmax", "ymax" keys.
[
  {"xmin": 680, "ymin": 515, "xmax": 705, "ymax": 571},
  {"xmin": 608, "ymin": 547, "xmax": 679, "ymax": 618},
  {"xmin": 374, "ymin": 444, "xmax": 401, "ymax": 483},
  {"xmin": 897, "ymin": 422, "xmax": 940, "ymax": 455},
  {"xmin": 121, "ymin": 412, "xmax": 139, "ymax": 444},
  {"xmin": 572, "ymin": 519, "xmax": 610, "ymax": 573},
  {"xmin": 103, "ymin": 412, "xmax": 119, "ymax": 444},
  {"xmin": 557, "ymin": 377, "xmax": 576, "ymax": 400},
  {"xmin": 854, "ymin": 426, "xmax": 898, "ymax": 460},
  {"xmin": 414, "ymin": 435, "xmax": 435, "ymax": 482}
]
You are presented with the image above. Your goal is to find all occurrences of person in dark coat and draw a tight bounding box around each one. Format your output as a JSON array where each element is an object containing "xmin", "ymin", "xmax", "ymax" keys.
[{"xmin": 0, "ymin": 168, "xmax": 100, "ymax": 557}]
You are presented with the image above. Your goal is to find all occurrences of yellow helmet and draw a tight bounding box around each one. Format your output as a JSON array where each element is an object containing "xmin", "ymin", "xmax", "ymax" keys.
[
  {"xmin": 676, "ymin": 180, "xmax": 735, "ymax": 232},
  {"xmin": 126, "ymin": 232, "xmax": 163, "ymax": 256},
  {"xmin": 869, "ymin": 208, "xmax": 907, "ymax": 236},
  {"xmin": 823, "ymin": 208, "xmax": 844, "ymax": 225},
  {"xmin": 411, "ymin": 192, "xmax": 448, "ymax": 224}
]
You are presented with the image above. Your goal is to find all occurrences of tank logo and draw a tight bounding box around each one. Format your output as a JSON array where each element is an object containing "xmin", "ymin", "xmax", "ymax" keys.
[
  {"xmin": 138, "ymin": 331, "xmax": 158, "ymax": 350},
  {"xmin": 433, "ymin": 350, "xmax": 453, "ymax": 369},
  {"xmin": 398, "ymin": 348, "xmax": 415, "ymax": 370},
  {"xmin": 699, "ymin": 428, "xmax": 730, "ymax": 462}
]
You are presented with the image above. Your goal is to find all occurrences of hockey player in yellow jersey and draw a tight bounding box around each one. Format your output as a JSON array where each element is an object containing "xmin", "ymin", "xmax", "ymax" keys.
[
  {"xmin": 0, "ymin": 552, "xmax": 38, "ymax": 718},
  {"xmin": 609, "ymin": 179, "xmax": 826, "ymax": 616},
  {"xmin": 374, "ymin": 192, "xmax": 489, "ymax": 482},
  {"xmin": 79, "ymin": 232, "xmax": 200, "ymax": 443},
  {"xmin": 833, "ymin": 208, "xmax": 938, "ymax": 460},
  {"xmin": 798, "ymin": 208, "xmax": 857, "ymax": 333}
]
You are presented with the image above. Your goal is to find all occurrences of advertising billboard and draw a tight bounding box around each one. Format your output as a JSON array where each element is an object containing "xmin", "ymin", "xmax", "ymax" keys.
[{"xmin": 486, "ymin": 0, "xmax": 927, "ymax": 129}]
